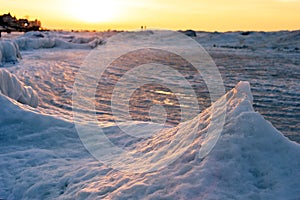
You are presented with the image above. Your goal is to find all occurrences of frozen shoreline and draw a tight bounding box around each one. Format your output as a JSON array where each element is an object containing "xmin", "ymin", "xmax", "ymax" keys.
[
  {"xmin": 0, "ymin": 30, "xmax": 299, "ymax": 199},
  {"xmin": 0, "ymin": 81, "xmax": 299, "ymax": 199},
  {"xmin": 2, "ymin": 30, "xmax": 298, "ymax": 141}
]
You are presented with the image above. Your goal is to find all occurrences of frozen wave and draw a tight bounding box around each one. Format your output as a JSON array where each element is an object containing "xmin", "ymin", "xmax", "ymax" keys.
[
  {"xmin": 0, "ymin": 40, "xmax": 21, "ymax": 63},
  {"xmin": 0, "ymin": 69, "xmax": 38, "ymax": 107},
  {"xmin": 15, "ymin": 31, "xmax": 103, "ymax": 50},
  {"xmin": 0, "ymin": 81, "xmax": 299, "ymax": 199}
]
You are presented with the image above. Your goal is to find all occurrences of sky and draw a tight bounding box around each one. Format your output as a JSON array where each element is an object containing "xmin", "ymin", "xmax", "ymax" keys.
[{"xmin": 0, "ymin": 0, "xmax": 299, "ymax": 31}]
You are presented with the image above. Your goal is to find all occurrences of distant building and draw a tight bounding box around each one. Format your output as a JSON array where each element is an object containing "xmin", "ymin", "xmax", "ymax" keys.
[
  {"xmin": 2, "ymin": 13, "xmax": 14, "ymax": 24},
  {"xmin": 28, "ymin": 19, "xmax": 41, "ymax": 31},
  {"xmin": 0, "ymin": 13, "xmax": 41, "ymax": 32}
]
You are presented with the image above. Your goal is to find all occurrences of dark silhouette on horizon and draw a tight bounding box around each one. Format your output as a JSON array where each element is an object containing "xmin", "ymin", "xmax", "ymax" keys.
[{"xmin": 0, "ymin": 12, "xmax": 41, "ymax": 37}]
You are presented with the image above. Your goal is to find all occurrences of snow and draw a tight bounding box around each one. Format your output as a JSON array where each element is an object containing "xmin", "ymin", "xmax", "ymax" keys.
[
  {"xmin": 3, "ymin": 30, "xmax": 297, "ymax": 139},
  {"xmin": 15, "ymin": 31, "xmax": 103, "ymax": 50},
  {"xmin": 0, "ymin": 69, "xmax": 38, "ymax": 107},
  {"xmin": 0, "ymin": 81, "xmax": 299, "ymax": 199},
  {"xmin": 195, "ymin": 30, "xmax": 300, "ymax": 52},
  {"xmin": 0, "ymin": 40, "xmax": 21, "ymax": 63},
  {"xmin": 0, "ymin": 30, "xmax": 299, "ymax": 199}
]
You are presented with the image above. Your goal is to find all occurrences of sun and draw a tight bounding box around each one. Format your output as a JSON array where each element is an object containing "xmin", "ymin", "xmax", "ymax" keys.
[{"xmin": 66, "ymin": 0, "xmax": 118, "ymax": 23}]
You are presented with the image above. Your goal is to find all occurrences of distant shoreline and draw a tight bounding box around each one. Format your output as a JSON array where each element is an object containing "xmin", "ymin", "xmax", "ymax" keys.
[{"xmin": 2, "ymin": 28, "xmax": 299, "ymax": 33}]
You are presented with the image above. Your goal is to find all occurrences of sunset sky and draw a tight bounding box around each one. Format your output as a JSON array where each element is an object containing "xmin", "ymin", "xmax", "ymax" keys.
[{"xmin": 0, "ymin": 0, "xmax": 299, "ymax": 31}]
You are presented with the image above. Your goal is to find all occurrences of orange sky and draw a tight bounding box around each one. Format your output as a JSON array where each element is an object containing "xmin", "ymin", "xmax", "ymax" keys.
[{"xmin": 0, "ymin": 0, "xmax": 299, "ymax": 31}]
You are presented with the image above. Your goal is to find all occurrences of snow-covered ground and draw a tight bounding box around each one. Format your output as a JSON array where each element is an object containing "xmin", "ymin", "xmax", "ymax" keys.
[
  {"xmin": 196, "ymin": 30, "xmax": 300, "ymax": 52},
  {"xmin": 0, "ymin": 30, "xmax": 299, "ymax": 199}
]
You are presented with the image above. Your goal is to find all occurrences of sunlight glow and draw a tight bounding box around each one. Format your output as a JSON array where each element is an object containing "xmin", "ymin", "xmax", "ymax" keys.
[
  {"xmin": 0, "ymin": 0, "xmax": 299, "ymax": 31},
  {"xmin": 66, "ymin": 0, "xmax": 119, "ymax": 23}
]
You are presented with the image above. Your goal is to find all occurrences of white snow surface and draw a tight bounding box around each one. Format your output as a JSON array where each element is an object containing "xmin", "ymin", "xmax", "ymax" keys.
[
  {"xmin": 0, "ymin": 81, "xmax": 299, "ymax": 199},
  {"xmin": 0, "ymin": 69, "xmax": 38, "ymax": 107},
  {"xmin": 14, "ymin": 31, "xmax": 103, "ymax": 50},
  {"xmin": 0, "ymin": 40, "xmax": 21, "ymax": 63},
  {"xmin": 195, "ymin": 30, "xmax": 300, "ymax": 52}
]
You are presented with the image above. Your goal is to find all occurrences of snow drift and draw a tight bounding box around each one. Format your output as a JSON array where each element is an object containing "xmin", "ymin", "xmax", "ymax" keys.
[
  {"xmin": 196, "ymin": 30, "xmax": 300, "ymax": 51},
  {"xmin": 0, "ymin": 69, "xmax": 38, "ymax": 107},
  {"xmin": 0, "ymin": 40, "xmax": 22, "ymax": 63},
  {"xmin": 0, "ymin": 81, "xmax": 299, "ymax": 199},
  {"xmin": 15, "ymin": 31, "xmax": 103, "ymax": 50}
]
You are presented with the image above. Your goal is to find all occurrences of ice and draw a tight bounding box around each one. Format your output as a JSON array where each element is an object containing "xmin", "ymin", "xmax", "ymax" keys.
[
  {"xmin": 0, "ymin": 30, "xmax": 299, "ymax": 199},
  {"xmin": 196, "ymin": 30, "xmax": 300, "ymax": 51},
  {"xmin": 0, "ymin": 69, "xmax": 38, "ymax": 107},
  {"xmin": 15, "ymin": 31, "xmax": 103, "ymax": 50},
  {"xmin": 70, "ymin": 36, "xmax": 99, "ymax": 44},
  {"xmin": 0, "ymin": 81, "xmax": 299, "ymax": 199},
  {"xmin": 0, "ymin": 40, "xmax": 21, "ymax": 63}
]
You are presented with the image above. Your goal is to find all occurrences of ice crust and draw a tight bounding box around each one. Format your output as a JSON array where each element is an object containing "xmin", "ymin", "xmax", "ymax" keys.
[
  {"xmin": 15, "ymin": 31, "xmax": 102, "ymax": 50},
  {"xmin": 0, "ymin": 40, "xmax": 21, "ymax": 63},
  {"xmin": 0, "ymin": 69, "xmax": 38, "ymax": 107},
  {"xmin": 0, "ymin": 81, "xmax": 299, "ymax": 199}
]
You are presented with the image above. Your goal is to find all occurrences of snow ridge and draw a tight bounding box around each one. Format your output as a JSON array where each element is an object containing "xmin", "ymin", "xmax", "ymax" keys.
[
  {"xmin": 0, "ymin": 40, "xmax": 21, "ymax": 63},
  {"xmin": 0, "ymin": 81, "xmax": 299, "ymax": 199},
  {"xmin": 15, "ymin": 31, "xmax": 103, "ymax": 50},
  {"xmin": 0, "ymin": 69, "xmax": 38, "ymax": 107}
]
